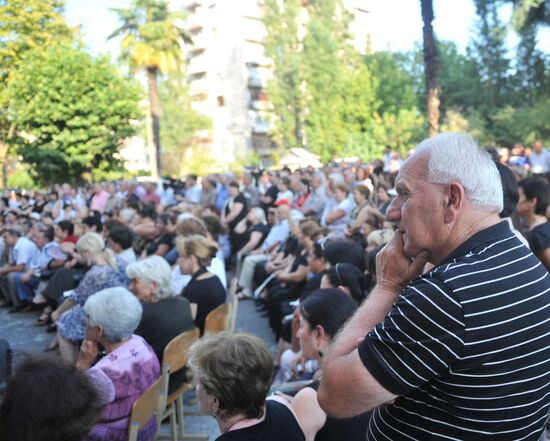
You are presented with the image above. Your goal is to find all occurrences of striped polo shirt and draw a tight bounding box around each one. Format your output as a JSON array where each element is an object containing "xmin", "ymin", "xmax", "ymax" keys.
[{"xmin": 359, "ymin": 221, "xmax": 550, "ymax": 440}]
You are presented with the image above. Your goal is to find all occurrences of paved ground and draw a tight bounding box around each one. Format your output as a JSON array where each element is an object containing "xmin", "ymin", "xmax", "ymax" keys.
[{"xmin": 0, "ymin": 297, "xmax": 275, "ymax": 440}]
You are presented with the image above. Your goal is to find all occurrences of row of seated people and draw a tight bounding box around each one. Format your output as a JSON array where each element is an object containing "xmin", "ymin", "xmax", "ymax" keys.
[{"xmin": 0, "ymin": 288, "xmax": 371, "ymax": 441}]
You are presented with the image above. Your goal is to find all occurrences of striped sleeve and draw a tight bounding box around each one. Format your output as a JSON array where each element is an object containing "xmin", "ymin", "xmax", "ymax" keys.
[{"xmin": 358, "ymin": 276, "xmax": 465, "ymax": 396}]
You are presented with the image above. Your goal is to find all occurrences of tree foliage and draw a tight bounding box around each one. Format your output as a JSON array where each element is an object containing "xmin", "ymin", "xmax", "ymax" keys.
[
  {"xmin": 110, "ymin": 0, "xmax": 189, "ymax": 177},
  {"xmin": 158, "ymin": 72, "xmax": 211, "ymax": 177},
  {"xmin": 263, "ymin": 0, "xmax": 304, "ymax": 149},
  {"xmin": 6, "ymin": 44, "xmax": 142, "ymax": 186}
]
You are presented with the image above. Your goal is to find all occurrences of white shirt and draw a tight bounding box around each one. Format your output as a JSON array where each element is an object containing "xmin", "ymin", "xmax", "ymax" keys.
[
  {"xmin": 529, "ymin": 149, "xmax": 550, "ymax": 174},
  {"xmin": 328, "ymin": 198, "xmax": 354, "ymax": 233},
  {"xmin": 11, "ymin": 237, "xmax": 38, "ymax": 268}
]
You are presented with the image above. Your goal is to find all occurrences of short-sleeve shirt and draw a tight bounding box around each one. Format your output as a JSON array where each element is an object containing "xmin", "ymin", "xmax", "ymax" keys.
[
  {"xmin": 11, "ymin": 237, "xmax": 38, "ymax": 268},
  {"xmin": 85, "ymin": 335, "xmax": 160, "ymax": 441},
  {"xmin": 359, "ymin": 221, "xmax": 550, "ymax": 440},
  {"xmin": 226, "ymin": 193, "xmax": 248, "ymax": 230},
  {"xmin": 527, "ymin": 221, "xmax": 550, "ymax": 253}
]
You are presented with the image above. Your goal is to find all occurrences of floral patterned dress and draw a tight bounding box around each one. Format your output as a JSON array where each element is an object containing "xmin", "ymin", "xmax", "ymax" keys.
[
  {"xmin": 57, "ymin": 264, "xmax": 125, "ymax": 341},
  {"xmin": 84, "ymin": 335, "xmax": 160, "ymax": 441}
]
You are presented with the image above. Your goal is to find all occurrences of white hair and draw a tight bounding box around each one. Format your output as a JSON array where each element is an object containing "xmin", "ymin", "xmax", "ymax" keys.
[
  {"xmin": 84, "ymin": 287, "xmax": 142, "ymax": 343},
  {"xmin": 126, "ymin": 255, "xmax": 175, "ymax": 299},
  {"xmin": 250, "ymin": 207, "xmax": 266, "ymax": 224},
  {"xmin": 415, "ymin": 133, "xmax": 503, "ymax": 213}
]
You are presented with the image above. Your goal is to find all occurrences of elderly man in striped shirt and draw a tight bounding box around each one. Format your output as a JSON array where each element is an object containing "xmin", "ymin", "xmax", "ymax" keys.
[{"xmin": 319, "ymin": 133, "xmax": 550, "ymax": 440}]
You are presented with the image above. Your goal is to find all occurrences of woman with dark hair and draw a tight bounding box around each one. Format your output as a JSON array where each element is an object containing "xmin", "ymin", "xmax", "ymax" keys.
[
  {"xmin": 518, "ymin": 177, "xmax": 550, "ymax": 270},
  {"xmin": 323, "ymin": 240, "xmax": 366, "ymax": 272},
  {"xmin": 321, "ymin": 263, "xmax": 369, "ymax": 304},
  {"xmin": 0, "ymin": 356, "xmax": 102, "ymax": 441},
  {"xmin": 291, "ymin": 289, "xmax": 369, "ymax": 441},
  {"xmin": 188, "ymin": 332, "xmax": 304, "ymax": 441},
  {"xmin": 142, "ymin": 213, "xmax": 176, "ymax": 258}
]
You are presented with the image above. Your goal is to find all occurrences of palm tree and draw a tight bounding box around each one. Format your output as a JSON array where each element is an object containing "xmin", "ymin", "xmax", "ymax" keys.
[
  {"xmin": 420, "ymin": 0, "xmax": 440, "ymax": 137},
  {"xmin": 110, "ymin": 0, "xmax": 189, "ymax": 177}
]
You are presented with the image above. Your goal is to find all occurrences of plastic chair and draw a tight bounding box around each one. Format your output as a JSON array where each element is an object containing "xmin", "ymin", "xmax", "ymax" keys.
[
  {"xmin": 157, "ymin": 327, "xmax": 206, "ymax": 441},
  {"xmin": 203, "ymin": 303, "xmax": 230, "ymax": 335},
  {"xmin": 128, "ymin": 376, "xmax": 166, "ymax": 441}
]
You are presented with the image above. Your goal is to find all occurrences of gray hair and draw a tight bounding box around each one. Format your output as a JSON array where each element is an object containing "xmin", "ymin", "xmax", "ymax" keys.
[
  {"xmin": 83, "ymin": 287, "xmax": 142, "ymax": 343},
  {"xmin": 250, "ymin": 207, "xmax": 266, "ymax": 224},
  {"xmin": 125, "ymin": 256, "xmax": 175, "ymax": 299},
  {"xmin": 415, "ymin": 133, "xmax": 503, "ymax": 213}
]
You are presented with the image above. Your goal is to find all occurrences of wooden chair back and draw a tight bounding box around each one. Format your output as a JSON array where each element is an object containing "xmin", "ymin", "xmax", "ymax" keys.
[
  {"xmin": 203, "ymin": 302, "xmax": 230, "ymax": 335},
  {"xmin": 128, "ymin": 376, "xmax": 165, "ymax": 441},
  {"xmin": 163, "ymin": 327, "xmax": 200, "ymax": 376}
]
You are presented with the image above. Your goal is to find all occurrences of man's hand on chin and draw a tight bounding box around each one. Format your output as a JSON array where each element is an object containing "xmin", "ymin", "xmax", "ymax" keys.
[{"xmin": 376, "ymin": 231, "xmax": 430, "ymax": 295}]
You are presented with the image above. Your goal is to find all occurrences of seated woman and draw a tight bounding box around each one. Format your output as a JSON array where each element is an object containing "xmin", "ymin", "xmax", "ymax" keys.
[
  {"xmin": 52, "ymin": 232, "xmax": 125, "ymax": 363},
  {"xmin": 291, "ymin": 289, "xmax": 369, "ymax": 441},
  {"xmin": 0, "ymin": 355, "xmax": 102, "ymax": 441},
  {"xmin": 518, "ymin": 177, "xmax": 550, "ymax": 271},
  {"xmin": 77, "ymin": 287, "xmax": 160, "ymax": 441},
  {"xmin": 320, "ymin": 263, "xmax": 369, "ymax": 304},
  {"xmin": 127, "ymin": 255, "xmax": 195, "ymax": 392},
  {"xmin": 178, "ymin": 235, "xmax": 226, "ymax": 335},
  {"xmin": 233, "ymin": 207, "xmax": 271, "ymax": 260},
  {"xmin": 142, "ymin": 213, "xmax": 176, "ymax": 258},
  {"xmin": 324, "ymin": 183, "xmax": 353, "ymax": 236},
  {"xmin": 344, "ymin": 185, "xmax": 384, "ymax": 240},
  {"xmin": 188, "ymin": 332, "xmax": 304, "ymax": 441}
]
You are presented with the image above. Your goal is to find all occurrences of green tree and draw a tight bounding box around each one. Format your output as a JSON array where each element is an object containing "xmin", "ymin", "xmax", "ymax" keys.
[
  {"xmin": 0, "ymin": 0, "xmax": 73, "ymax": 187},
  {"xmin": 301, "ymin": 0, "xmax": 353, "ymax": 161},
  {"xmin": 364, "ymin": 52, "xmax": 416, "ymax": 114},
  {"xmin": 6, "ymin": 44, "xmax": 142, "ymax": 186},
  {"xmin": 471, "ymin": 0, "xmax": 512, "ymax": 111},
  {"xmin": 158, "ymin": 73, "xmax": 211, "ymax": 176},
  {"xmin": 110, "ymin": 0, "xmax": 189, "ymax": 177},
  {"xmin": 263, "ymin": 0, "xmax": 305, "ymax": 149},
  {"xmin": 420, "ymin": 0, "xmax": 441, "ymax": 137}
]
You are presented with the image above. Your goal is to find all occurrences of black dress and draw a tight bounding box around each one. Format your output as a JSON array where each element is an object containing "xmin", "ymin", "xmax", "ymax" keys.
[
  {"xmin": 135, "ymin": 297, "xmax": 195, "ymax": 393},
  {"xmin": 181, "ymin": 269, "xmax": 226, "ymax": 335},
  {"xmin": 527, "ymin": 222, "xmax": 550, "ymax": 253},
  {"xmin": 217, "ymin": 400, "xmax": 304, "ymax": 441},
  {"xmin": 226, "ymin": 193, "xmax": 248, "ymax": 254},
  {"xmin": 308, "ymin": 381, "xmax": 370, "ymax": 441}
]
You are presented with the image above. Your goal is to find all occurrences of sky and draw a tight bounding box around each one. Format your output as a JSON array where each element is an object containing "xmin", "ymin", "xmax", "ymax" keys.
[{"xmin": 64, "ymin": 0, "xmax": 548, "ymax": 57}]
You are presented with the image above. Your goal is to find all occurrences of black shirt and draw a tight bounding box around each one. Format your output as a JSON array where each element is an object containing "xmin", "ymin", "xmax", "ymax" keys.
[
  {"xmin": 527, "ymin": 221, "xmax": 550, "ymax": 253},
  {"xmin": 226, "ymin": 193, "xmax": 248, "ymax": 230},
  {"xmin": 135, "ymin": 297, "xmax": 195, "ymax": 394},
  {"xmin": 217, "ymin": 400, "xmax": 304, "ymax": 441},
  {"xmin": 182, "ymin": 274, "xmax": 226, "ymax": 335},
  {"xmin": 359, "ymin": 221, "xmax": 550, "ymax": 440}
]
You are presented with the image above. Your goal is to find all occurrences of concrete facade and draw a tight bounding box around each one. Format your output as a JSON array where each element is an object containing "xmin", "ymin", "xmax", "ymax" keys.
[{"xmin": 170, "ymin": 0, "xmax": 370, "ymax": 167}]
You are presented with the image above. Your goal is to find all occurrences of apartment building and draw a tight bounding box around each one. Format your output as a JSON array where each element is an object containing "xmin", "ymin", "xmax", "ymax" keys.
[{"xmin": 170, "ymin": 0, "xmax": 369, "ymax": 167}]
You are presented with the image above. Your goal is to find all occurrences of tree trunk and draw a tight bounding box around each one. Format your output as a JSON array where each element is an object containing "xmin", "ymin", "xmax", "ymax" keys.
[
  {"xmin": 0, "ymin": 140, "xmax": 9, "ymax": 189},
  {"xmin": 421, "ymin": 0, "xmax": 440, "ymax": 138},
  {"xmin": 147, "ymin": 67, "xmax": 161, "ymax": 178}
]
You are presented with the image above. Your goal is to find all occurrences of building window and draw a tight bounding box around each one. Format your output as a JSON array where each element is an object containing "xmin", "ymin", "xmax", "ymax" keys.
[{"xmin": 217, "ymin": 96, "xmax": 225, "ymax": 106}]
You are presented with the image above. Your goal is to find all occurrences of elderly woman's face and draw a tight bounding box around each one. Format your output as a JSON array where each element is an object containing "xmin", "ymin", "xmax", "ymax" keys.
[
  {"xmin": 196, "ymin": 382, "xmax": 216, "ymax": 415},
  {"xmin": 128, "ymin": 278, "xmax": 155, "ymax": 302}
]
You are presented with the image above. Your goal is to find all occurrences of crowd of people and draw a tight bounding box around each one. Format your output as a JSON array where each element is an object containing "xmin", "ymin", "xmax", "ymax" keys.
[{"xmin": 1, "ymin": 133, "xmax": 550, "ymax": 441}]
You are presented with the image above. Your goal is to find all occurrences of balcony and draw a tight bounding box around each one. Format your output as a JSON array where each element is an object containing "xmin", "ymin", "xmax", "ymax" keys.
[
  {"xmin": 186, "ymin": 55, "xmax": 209, "ymax": 75},
  {"xmin": 189, "ymin": 78, "xmax": 209, "ymax": 96},
  {"xmin": 252, "ymin": 121, "xmax": 270, "ymax": 134}
]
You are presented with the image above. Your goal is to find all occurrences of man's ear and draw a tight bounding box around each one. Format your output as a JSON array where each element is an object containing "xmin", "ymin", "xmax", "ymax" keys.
[{"xmin": 444, "ymin": 182, "xmax": 464, "ymax": 223}]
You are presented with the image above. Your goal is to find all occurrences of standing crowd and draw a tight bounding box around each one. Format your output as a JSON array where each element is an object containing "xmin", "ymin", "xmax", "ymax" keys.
[{"xmin": 1, "ymin": 133, "xmax": 550, "ymax": 441}]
